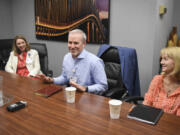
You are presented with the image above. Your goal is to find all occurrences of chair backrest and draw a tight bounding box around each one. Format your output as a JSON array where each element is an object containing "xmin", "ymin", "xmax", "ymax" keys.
[
  {"xmin": 0, "ymin": 39, "xmax": 13, "ymax": 70},
  {"xmin": 29, "ymin": 43, "xmax": 49, "ymax": 75},
  {"xmin": 100, "ymin": 47, "xmax": 120, "ymax": 64},
  {"xmin": 98, "ymin": 44, "xmax": 141, "ymax": 97},
  {"xmin": 99, "ymin": 47, "xmax": 128, "ymax": 99}
]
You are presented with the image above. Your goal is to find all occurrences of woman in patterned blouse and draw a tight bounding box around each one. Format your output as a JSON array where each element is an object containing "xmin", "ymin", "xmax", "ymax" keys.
[
  {"xmin": 143, "ymin": 47, "xmax": 180, "ymax": 116},
  {"xmin": 5, "ymin": 35, "xmax": 42, "ymax": 78}
]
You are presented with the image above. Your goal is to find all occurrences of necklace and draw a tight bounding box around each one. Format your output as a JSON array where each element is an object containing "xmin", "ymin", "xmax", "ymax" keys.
[
  {"xmin": 163, "ymin": 77, "xmax": 180, "ymax": 96},
  {"xmin": 166, "ymin": 89, "xmax": 172, "ymax": 96}
]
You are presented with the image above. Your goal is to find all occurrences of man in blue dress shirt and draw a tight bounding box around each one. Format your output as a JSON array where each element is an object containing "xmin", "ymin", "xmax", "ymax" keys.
[{"xmin": 40, "ymin": 29, "xmax": 108, "ymax": 94}]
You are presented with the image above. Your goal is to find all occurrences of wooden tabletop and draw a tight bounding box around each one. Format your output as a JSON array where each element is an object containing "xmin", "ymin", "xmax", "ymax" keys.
[{"xmin": 0, "ymin": 70, "xmax": 180, "ymax": 135}]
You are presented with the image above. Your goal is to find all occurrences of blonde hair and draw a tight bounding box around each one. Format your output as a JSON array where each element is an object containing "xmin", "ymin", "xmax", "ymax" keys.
[
  {"xmin": 160, "ymin": 47, "xmax": 180, "ymax": 80},
  {"xmin": 12, "ymin": 35, "xmax": 30, "ymax": 55}
]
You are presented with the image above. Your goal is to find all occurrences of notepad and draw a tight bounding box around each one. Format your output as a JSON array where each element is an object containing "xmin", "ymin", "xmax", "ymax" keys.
[
  {"xmin": 34, "ymin": 85, "xmax": 63, "ymax": 98},
  {"xmin": 127, "ymin": 104, "xmax": 163, "ymax": 125}
]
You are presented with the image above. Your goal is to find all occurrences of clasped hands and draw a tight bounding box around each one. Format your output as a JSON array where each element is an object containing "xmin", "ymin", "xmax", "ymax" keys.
[
  {"xmin": 38, "ymin": 74, "xmax": 86, "ymax": 92},
  {"xmin": 69, "ymin": 80, "xmax": 86, "ymax": 92}
]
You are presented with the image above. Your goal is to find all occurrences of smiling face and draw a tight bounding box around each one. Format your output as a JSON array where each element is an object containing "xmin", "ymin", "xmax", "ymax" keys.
[
  {"xmin": 16, "ymin": 38, "xmax": 27, "ymax": 53},
  {"xmin": 160, "ymin": 54, "xmax": 175, "ymax": 75},
  {"xmin": 68, "ymin": 32, "xmax": 85, "ymax": 58}
]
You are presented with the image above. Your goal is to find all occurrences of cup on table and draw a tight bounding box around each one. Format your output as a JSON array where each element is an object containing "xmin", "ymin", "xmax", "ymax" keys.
[
  {"xmin": 109, "ymin": 99, "xmax": 122, "ymax": 119},
  {"xmin": 0, "ymin": 76, "xmax": 4, "ymax": 106},
  {"xmin": 65, "ymin": 87, "xmax": 76, "ymax": 103}
]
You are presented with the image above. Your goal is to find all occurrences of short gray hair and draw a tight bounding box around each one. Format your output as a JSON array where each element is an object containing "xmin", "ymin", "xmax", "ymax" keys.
[{"xmin": 68, "ymin": 29, "xmax": 87, "ymax": 43}]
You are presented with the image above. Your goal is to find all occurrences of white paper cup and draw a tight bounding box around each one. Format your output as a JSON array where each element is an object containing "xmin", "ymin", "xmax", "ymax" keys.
[
  {"xmin": 109, "ymin": 99, "xmax": 122, "ymax": 119},
  {"xmin": 65, "ymin": 87, "xmax": 76, "ymax": 103}
]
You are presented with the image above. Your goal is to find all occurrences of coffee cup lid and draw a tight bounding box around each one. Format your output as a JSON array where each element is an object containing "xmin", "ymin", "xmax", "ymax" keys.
[
  {"xmin": 109, "ymin": 99, "xmax": 122, "ymax": 105},
  {"xmin": 65, "ymin": 87, "xmax": 76, "ymax": 91}
]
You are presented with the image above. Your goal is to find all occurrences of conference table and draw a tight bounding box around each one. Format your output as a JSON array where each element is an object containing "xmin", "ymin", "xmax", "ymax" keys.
[{"xmin": 0, "ymin": 71, "xmax": 180, "ymax": 135}]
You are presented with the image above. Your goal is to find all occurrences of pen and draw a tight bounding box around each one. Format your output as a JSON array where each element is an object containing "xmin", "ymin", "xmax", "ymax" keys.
[{"xmin": 128, "ymin": 105, "xmax": 135, "ymax": 112}]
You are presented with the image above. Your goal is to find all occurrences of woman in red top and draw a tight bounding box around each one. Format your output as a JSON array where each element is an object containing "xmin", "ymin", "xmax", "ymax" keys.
[
  {"xmin": 143, "ymin": 47, "xmax": 180, "ymax": 116},
  {"xmin": 5, "ymin": 35, "xmax": 42, "ymax": 79}
]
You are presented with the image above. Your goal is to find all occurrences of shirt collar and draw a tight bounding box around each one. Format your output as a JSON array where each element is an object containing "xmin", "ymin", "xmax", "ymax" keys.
[{"xmin": 75, "ymin": 49, "xmax": 87, "ymax": 59}]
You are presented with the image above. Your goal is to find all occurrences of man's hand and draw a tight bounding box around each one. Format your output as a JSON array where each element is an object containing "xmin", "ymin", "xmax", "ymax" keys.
[
  {"xmin": 37, "ymin": 74, "xmax": 54, "ymax": 83},
  {"xmin": 69, "ymin": 80, "xmax": 86, "ymax": 92}
]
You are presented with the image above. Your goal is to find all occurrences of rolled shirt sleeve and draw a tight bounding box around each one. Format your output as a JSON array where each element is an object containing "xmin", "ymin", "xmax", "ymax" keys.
[{"xmin": 87, "ymin": 59, "xmax": 108, "ymax": 94}]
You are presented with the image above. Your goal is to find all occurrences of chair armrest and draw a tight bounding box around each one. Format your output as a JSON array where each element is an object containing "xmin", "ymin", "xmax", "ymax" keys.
[
  {"xmin": 99, "ymin": 87, "xmax": 128, "ymax": 100},
  {"xmin": 0, "ymin": 58, "xmax": 7, "ymax": 70},
  {"xmin": 123, "ymin": 96, "xmax": 144, "ymax": 105}
]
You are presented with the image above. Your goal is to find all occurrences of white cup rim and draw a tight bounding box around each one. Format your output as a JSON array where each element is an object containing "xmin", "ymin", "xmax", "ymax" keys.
[
  {"xmin": 65, "ymin": 87, "xmax": 76, "ymax": 91},
  {"xmin": 109, "ymin": 99, "xmax": 122, "ymax": 106}
]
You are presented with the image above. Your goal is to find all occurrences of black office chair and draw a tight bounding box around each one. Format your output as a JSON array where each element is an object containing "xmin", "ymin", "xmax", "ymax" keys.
[
  {"xmin": 98, "ymin": 47, "xmax": 128, "ymax": 99},
  {"xmin": 30, "ymin": 43, "xmax": 53, "ymax": 77},
  {"xmin": 0, "ymin": 39, "xmax": 13, "ymax": 70},
  {"xmin": 123, "ymin": 96, "xmax": 144, "ymax": 105}
]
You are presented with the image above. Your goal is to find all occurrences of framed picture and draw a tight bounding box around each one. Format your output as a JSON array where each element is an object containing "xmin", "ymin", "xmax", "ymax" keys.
[{"xmin": 35, "ymin": 0, "xmax": 110, "ymax": 44}]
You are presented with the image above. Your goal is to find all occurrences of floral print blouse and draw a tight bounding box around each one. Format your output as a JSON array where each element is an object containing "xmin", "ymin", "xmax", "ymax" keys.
[
  {"xmin": 143, "ymin": 75, "xmax": 180, "ymax": 116},
  {"xmin": 16, "ymin": 52, "xmax": 29, "ymax": 76}
]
